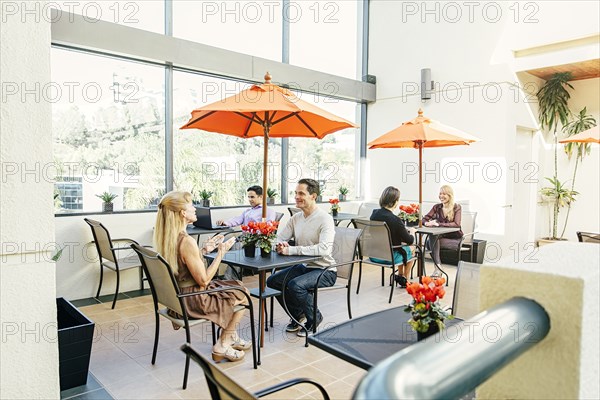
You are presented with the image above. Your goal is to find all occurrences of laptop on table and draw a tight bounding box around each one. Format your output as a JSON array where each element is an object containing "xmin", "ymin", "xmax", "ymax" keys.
[{"xmin": 193, "ymin": 207, "xmax": 225, "ymax": 230}]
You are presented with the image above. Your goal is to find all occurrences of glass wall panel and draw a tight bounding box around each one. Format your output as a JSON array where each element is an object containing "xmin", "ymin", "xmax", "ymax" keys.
[
  {"xmin": 289, "ymin": 0, "xmax": 360, "ymax": 79},
  {"xmin": 51, "ymin": 48, "xmax": 165, "ymax": 213},
  {"xmin": 53, "ymin": 0, "xmax": 164, "ymax": 33},
  {"xmin": 287, "ymin": 92, "xmax": 359, "ymax": 201},
  {"xmin": 173, "ymin": 72, "xmax": 281, "ymax": 206},
  {"xmin": 173, "ymin": 0, "xmax": 282, "ymax": 61}
]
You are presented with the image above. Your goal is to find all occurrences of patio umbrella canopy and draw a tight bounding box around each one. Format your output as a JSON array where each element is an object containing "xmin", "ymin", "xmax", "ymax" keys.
[
  {"xmin": 559, "ymin": 126, "xmax": 600, "ymax": 144},
  {"xmin": 181, "ymin": 72, "xmax": 357, "ymax": 218},
  {"xmin": 368, "ymin": 109, "xmax": 480, "ymax": 226}
]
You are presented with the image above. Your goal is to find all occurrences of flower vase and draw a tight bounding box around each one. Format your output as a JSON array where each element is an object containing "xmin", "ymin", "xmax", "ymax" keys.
[
  {"xmin": 332, "ymin": 209, "xmax": 338, "ymax": 217},
  {"xmin": 243, "ymin": 243, "xmax": 256, "ymax": 257},
  {"xmin": 260, "ymin": 247, "xmax": 271, "ymax": 258},
  {"xmin": 417, "ymin": 323, "xmax": 440, "ymax": 341}
]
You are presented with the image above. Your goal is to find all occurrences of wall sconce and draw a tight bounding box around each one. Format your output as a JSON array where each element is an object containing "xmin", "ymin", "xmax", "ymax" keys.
[{"xmin": 421, "ymin": 68, "xmax": 434, "ymax": 100}]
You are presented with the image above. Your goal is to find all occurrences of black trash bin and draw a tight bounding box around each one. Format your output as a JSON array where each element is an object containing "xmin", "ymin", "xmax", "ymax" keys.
[{"xmin": 57, "ymin": 298, "xmax": 95, "ymax": 391}]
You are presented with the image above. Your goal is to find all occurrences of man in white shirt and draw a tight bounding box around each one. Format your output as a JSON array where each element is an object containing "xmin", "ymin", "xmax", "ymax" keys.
[{"xmin": 267, "ymin": 178, "xmax": 335, "ymax": 337}]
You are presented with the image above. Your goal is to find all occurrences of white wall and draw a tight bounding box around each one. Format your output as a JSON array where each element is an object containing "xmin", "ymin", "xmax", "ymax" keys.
[
  {"xmin": 0, "ymin": 3, "xmax": 60, "ymax": 397},
  {"xmin": 367, "ymin": 1, "xmax": 600, "ymax": 259}
]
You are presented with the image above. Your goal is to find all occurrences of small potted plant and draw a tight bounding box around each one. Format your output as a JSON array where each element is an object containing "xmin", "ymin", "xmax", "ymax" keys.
[
  {"xmin": 338, "ymin": 186, "xmax": 349, "ymax": 201},
  {"xmin": 266, "ymin": 188, "xmax": 278, "ymax": 205},
  {"xmin": 329, "ymin": 198, "xmax": 341, "ymax": 216},
  {"xmin": 405, "ymin": 276, "xmax": 453, "ymax": 341},
  {"xmin": 240, "ymin": 223, "xmax": 259, "ymax": 257},
  {"xmin": 254, "ymin": 221, "xmax": 279, "ymax": 257},
  {"xmin": 198, "ymin": 189, "xmax": 213, "ymax": 207},
  {"xmin": 96, "ymin": 192, "xmax": 118, "ymax": 213}
]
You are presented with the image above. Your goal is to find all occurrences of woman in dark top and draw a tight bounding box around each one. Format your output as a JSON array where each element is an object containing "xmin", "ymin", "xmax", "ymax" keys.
[
  {"xmin": 422, "ymin": 185, "xmax": 463, "ymax": 270},
  {"xmin": 370, "ymin": 186, "xmax": 416, "ymax": 288}
]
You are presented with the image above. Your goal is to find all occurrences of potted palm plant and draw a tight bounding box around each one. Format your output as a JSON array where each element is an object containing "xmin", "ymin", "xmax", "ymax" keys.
[
  {"xmin": 266, "ymin": 188, "xmax": 278, "ymax": 205},
  {"xmin": 338, "ymin": 186, "xmax": 349, "ymax": 201},
  {"xmin": 96, "ymin": 192, "xmax": 118, "ymax": 213},
  {"xmin": 536, "ymin": 72, "xmax": 574, "ymax": 243},
  {"xmin": 559, "ymin": 108, "xmax": 597, "ymax": 238}
]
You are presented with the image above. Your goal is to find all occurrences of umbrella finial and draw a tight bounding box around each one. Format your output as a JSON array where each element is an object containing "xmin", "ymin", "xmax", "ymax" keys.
[
  {"xmin": 417, "ymin": 108, "xmax": 424, "ymax": 116},
  {"xmin": 264, "ymin": 72, "xmax": 272, "ymax": 84}
]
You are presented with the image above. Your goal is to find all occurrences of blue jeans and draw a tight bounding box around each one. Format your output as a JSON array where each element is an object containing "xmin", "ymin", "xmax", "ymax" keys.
[{"xmin": 267, "ymin": 264, "xmax": 337, "ymax": 325}]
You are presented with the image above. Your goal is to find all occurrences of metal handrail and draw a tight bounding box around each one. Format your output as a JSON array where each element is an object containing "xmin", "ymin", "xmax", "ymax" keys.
[{"xmin": 353, "ymin": 297, "xmax": 550, "ymax": 400}]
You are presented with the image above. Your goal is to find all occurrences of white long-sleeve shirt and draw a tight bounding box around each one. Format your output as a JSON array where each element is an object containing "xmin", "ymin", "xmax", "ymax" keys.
[{"xmin": 277, "ymin": 208, "xmax": 335, "ymax": 268}]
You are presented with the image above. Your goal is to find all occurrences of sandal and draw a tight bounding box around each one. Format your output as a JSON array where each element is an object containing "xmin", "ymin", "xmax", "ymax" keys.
[
  {"xmin": 231, "ymin": 337, "xmax": 252, "ymax": 351},
  {"xmin": 211, "ymin": 347, "xmax": 245, "ymax": 363}
]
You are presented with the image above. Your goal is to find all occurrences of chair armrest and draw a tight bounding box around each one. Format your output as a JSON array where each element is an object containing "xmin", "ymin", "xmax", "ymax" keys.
[
  {"xmin": 255, "ymin": 378, "xmax": 329, "ymax": 399},
  {"xmin": 458, "ymin": 232, "xmax": 477, "ymax": 247}
]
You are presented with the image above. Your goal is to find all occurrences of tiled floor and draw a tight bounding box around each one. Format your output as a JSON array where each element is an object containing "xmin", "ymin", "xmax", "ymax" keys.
[{"xmin": 72, "ymin": 262, "xmax": 458, "ymax": 399}]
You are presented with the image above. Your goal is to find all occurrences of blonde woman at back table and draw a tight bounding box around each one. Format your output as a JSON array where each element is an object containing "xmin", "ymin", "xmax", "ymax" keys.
[
  {"xmin": 422, "ymin": 185, "xmax": 464, "ymax": 270},
  {"xmin": 154, "ymin": 191, "xmax": 249, "ymax": 363}
]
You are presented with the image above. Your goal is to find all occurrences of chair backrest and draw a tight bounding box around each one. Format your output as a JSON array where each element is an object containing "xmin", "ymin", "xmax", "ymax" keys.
[
  {"xmin": 275, "ymin": 212, "xmax": 284, "ymax": 222},
  {"xmin": 577, "ymin": 231, "xmax": 600, "ymax": 243},
  {"xmin": 461, "ymin": 211, "xmax": 477, "ymax": 245},
  {"xmin": 288, "ymin": 207, "xmax": 301, "ymax": 217},
  {"xmin": 181, "ymin": 344, "xmax": 257, "ymax": 400},
  {"xmin": 451, "ymin": 261, "xmax": 481, "ymax": 320},
  {"xmin": 351, "ymin": 219, "xmax": 394, "ymax": 262},
  {"xmin": 131, "ymin": 244, "xmax": 184, "ymax": 316},
  {"xmin": 331, "ymin": 226, "xmax": 362, "ymax": 280},
  {"xmin": 84, "ymin": 218, "xmax": 116, "ymax": 263},
  {"xmin": 357, "ymin": 202, "xmax": 378, "ymax": 218}
]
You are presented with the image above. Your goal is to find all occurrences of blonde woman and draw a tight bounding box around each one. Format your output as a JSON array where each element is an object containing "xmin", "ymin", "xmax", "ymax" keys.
[
  {"xmin": 154, "ymin": 191, "xmax": 249, "ymax": 363},
  {"xmin": 422, "ymin": 185, "xmax": 464, "ymax": 269}
]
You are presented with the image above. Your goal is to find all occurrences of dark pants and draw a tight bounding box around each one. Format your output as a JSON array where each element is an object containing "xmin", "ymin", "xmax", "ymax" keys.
[
  {"xmin": 267, "ymin": 264, "xmax": 336, "ymax": 325},
  {"xmin": 427, "ymin": 236, "xmax": 462, "ymax": 265}
]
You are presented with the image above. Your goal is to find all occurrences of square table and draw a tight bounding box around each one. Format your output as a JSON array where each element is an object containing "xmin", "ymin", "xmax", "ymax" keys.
[
  {"xmin": 308, "ymin": 306, "xmax": 462, "ymax": 370},
  {"xmin": 413, "ymin": 226, "xmax": 460, "ymax": 281},
  {"xmin": 205, "ymin": 249, "xmax": 321, "ymax": 364}
]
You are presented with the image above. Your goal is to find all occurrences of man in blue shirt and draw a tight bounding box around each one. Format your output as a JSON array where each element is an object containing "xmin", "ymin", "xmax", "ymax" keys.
[
  {"xmin": 216, "ymin": 185, "xmax": 275, "ymax": 226},
  {"xmin": 218, "ymin": 186, "xmax": 276, "ymax": 280}
]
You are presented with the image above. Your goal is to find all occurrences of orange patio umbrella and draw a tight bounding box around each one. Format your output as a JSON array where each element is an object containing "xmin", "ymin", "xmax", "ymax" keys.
[
  {"xmin": 368, "ymin": 109, "xmax": 480, "ymax": 227},
  {"xmin": 559, "ymin": 126, "xmax": 599, "ymax": 144},
  {"xmin": 181, "ymin": 72, "xmax": 357, "ymax": 219}
]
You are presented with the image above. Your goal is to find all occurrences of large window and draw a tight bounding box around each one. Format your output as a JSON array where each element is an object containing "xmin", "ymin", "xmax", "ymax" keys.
[
  {"xmin": 173, "ymin": 1, "xmax": 282, "ymax": 61},
  {"xmin": 51, "ymin": 48, "xmax": 165, "ymax": 213},
  {"xmin": 53, "ymin": 0, "xmax": 164, "ymax": 33},
  {"xmin": 289, "ymin": 1, "xmax": 360, "ymax": 79},
  {"xmin": 288, "ymin": 93, "xmax": 359, "ymax": 200},
  {"xmin": 173, "ymin": 72, "xmax": 282, "ymax": 205}
]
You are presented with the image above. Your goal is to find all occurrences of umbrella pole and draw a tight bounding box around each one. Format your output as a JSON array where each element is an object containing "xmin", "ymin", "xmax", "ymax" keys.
[
  {"xmin": 418, "ymin": 145, "xmax": 423, "ymax": 228},
  {"xmin": 262, "ymin": 127, "xmax": 269, "ymax": 221}
]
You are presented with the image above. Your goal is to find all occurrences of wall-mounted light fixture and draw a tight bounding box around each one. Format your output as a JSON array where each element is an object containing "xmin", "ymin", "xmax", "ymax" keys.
[{"xmin": 421, "ymin": 68, "xmax": 433, "ymax": 101}]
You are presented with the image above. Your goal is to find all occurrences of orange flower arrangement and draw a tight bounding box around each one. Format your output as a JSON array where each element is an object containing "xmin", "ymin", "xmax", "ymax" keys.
[
  {"xmin": 329, "ymin": 198, "xmax": 341, "ymax": 211},
  {"xmin": 240, "ymin": 221, "xmax": 279, "ymax": 253},
  {"xmin": 399, "ymin": 203, "xmax": 420, "ymax": 224},
  {"xmin": 405, "ymin": 276, "xmax": 453, "ymax": 333}
]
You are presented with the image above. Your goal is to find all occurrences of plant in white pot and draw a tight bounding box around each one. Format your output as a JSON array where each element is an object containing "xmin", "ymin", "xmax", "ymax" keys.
[
  {"xmin": 536, "ymin": 72, "xmax": 575, "ymax": 242},
  {"xmin": 96, "ymin": 192, "xmax": 118, "ymax": 213}
]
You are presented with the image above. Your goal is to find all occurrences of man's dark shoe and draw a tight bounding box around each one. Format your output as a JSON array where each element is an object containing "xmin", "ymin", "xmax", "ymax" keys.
[
  {"xmin": 297, "ymin": 312, "xmax": 323, "ymax": 337},
  {"xmin": 285, "ymin": 315, "xmax": 306, "ymax": 332}
]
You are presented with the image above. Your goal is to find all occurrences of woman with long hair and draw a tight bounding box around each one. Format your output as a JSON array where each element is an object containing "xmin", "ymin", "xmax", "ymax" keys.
[
  {"xmin": 370, "ymin": 186, "xmax": 416, "ymax": 288},
  {"xmin": 422, "ymin": 185, "xmax": 463, "ymax": 271},
  {"xmin": 154, "ymin": 191, "xmax": 249, "ymax": 363}
]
